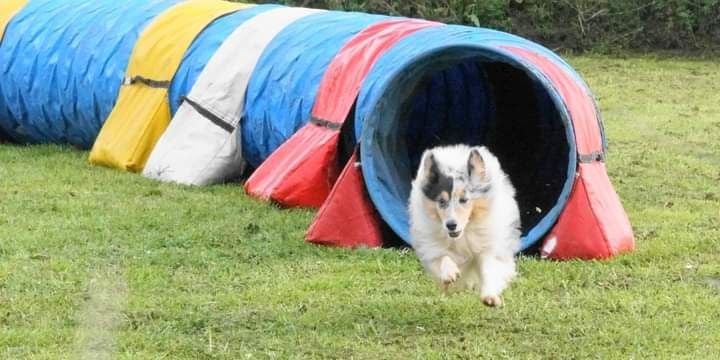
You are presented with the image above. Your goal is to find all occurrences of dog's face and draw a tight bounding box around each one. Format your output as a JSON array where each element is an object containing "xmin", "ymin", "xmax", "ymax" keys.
[{"xmin": 420, "ymin": 148, "xmax": 491, "ymax": 240}]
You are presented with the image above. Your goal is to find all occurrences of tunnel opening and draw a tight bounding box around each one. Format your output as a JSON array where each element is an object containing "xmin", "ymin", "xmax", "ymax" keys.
[{"xmin": 360, "ymin": 48, "xmax": 576, "ymax": 250}]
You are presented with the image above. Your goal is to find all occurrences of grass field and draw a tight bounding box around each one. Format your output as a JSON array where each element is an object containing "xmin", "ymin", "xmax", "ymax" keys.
[{"xmin": 1, "ymin": 55, "xmax": 719, "ymax": 359}]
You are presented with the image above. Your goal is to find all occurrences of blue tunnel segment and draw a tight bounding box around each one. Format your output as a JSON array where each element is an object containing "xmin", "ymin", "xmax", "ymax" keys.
[
  {"xmin": 355, "ymin": 26, "xmax": 579, "ymax": 250},
  {"xmin": 0, "ymin": 0, "xmax": 182, "ymax": 147},
  {"xmin": 241, "ymin": 10, "xmax": 385, "ymax": 168}
]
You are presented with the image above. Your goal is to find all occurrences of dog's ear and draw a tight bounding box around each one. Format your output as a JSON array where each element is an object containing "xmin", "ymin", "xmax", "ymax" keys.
[
  {"xmin": 421, "ymin": 151, "xmax": 438, "ymax": 183},
  {"xmin": 467, "ymin": 147, "xmax": 487, "ymax": 183}
]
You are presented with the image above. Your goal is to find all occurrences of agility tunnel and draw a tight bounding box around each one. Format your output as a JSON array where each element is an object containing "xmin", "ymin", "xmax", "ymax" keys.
[{"xmin": 0, "ymin": 0, "xmax": 635, "ymax": 259}]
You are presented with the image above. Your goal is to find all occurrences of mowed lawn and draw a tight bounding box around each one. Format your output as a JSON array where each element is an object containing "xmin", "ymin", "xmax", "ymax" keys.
[{"xmin": 1, "ymin": 55, "xmax": 719, "ymax": 359}]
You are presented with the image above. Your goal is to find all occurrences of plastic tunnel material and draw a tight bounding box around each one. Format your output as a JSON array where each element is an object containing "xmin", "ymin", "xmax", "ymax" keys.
[
  {"xmin": 0, "ymin": 0, "xmax": 26, "ymax": 41},
  {"xmin": 168, "ymin": 4, "xmax": 284, "ymax": 115},
  {"xmin": 144, "ymin": 6, "xmax": 324, "ymax": 186},
  {"xmin": 0, "ymin": 0, "xmax": 183, "ymax": 147},
  {"xmin": 241, "ymin": 11, "xmax": 383, "ymax": 169},
  {"xmin": 89, "ymin": 0, "xmax": 251, "ymax": 172},
  {"xmin": 0, "ymin": 0, "xmax": 26, "ymax": 142},
  {"xmin": 245, "ymin": 19, "xmax": 441, "ymax": 208},
  {"xmin": 0, "ymin": 3, "xmax": 634, "ymax": 260}
]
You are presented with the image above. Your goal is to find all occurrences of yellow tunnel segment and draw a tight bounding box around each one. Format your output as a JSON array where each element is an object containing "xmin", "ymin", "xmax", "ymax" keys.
[
  {"xmin": 0, "ymin": 0, "xmax": 28, "ymax": 41},
  {"xmin": 89, "ymin": 0, "xmax": 252, "ymax": 172}
]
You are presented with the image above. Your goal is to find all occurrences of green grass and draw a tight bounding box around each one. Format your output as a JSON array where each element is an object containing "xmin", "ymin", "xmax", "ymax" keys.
[{"xmin": 1, "ymin": 55, "xmax": 719, "ymax": 359}]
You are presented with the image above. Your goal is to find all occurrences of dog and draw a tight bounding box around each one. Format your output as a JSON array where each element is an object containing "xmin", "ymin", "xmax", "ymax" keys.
[{"xmin": 408, "ymin": 145, "xmax": 521, "ymax": 307}]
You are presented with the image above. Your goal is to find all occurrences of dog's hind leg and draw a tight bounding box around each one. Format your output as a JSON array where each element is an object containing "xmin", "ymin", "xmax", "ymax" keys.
[{"xmin": 477, "ymin": 255, "xmax": 516, "ymax": 307}]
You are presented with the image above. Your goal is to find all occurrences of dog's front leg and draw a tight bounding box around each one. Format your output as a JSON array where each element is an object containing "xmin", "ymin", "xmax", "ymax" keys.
[
  {"xmin": 427, "ymin": 256, "xmax": 460, "ymax": 289},
  {"xmin": 477, "ymin": 255, "xmax": 516, "ymax": 307}
]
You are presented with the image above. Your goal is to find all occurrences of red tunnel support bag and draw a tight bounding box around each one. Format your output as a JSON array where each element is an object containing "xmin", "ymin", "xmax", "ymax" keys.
[{"xmin": 306, "ymin": 150, "xmax": 384, "ymax": 248}]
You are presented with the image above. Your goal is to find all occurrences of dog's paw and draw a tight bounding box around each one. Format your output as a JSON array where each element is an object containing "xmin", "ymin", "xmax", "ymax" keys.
[
  {"xmin": 441, "ymin": 269, "xmax": 460, "ymax": 285},
  {"xmin": 440, "ymin": 257, "xmax": 460, "ymax": 285},
  {"xmin": 481, "ymin": 295, "xmax": 503, "ymax": 307}
]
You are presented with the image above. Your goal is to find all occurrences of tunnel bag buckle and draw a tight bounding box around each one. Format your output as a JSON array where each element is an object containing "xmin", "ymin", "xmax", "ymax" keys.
[
  {"xmin": 309, "ymin": 117, "xmax": 342, "ymax": 130},
  {"xmin": 578, "ymin": 151, "xmax": 605, "ymax": 163}
]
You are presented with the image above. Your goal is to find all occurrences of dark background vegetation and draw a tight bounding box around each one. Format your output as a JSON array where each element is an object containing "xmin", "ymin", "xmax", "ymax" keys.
[{"xmin": 248, "ymin": 0, "xmax": 719, "ymax": 53}]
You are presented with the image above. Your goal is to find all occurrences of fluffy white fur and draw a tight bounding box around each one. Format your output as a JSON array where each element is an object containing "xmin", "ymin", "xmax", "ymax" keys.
[{"xmin": 409, "ymin": 145, "xmax": 521, "ymax": 307}]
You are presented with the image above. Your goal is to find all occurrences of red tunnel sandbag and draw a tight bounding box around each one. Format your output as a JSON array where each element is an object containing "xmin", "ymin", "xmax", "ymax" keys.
[
  {"xmin": 542, "ymin": 163, "xmax": 635, "ymax": 259},
  {"xmin": 306, "ymin": 150, "xmax": 383, "ymax": 248}
]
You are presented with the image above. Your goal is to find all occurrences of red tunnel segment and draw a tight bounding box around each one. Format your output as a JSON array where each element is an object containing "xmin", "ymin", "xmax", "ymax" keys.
[
  {"xmin": 502, "ymin": 46, "xmax": 634, "ymax": 260},
  {"xmin": 245, "ymin": 19, "xmax": 441, "ymax": 208}
]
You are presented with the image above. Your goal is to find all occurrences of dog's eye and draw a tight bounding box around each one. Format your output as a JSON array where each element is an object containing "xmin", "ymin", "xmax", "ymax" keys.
[
  {"xmin": 438, "ymin": 199, "xmax": 448, "ymax": 208},
  {"xmin": 459, "ymin": 197, "xmax": 468, "ymax": 204}
]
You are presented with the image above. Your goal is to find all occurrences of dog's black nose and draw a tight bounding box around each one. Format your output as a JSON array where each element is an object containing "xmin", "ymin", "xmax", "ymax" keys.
[{"xmin": 446, "ymin": 221, "xmax": 457, "ymax": 231}]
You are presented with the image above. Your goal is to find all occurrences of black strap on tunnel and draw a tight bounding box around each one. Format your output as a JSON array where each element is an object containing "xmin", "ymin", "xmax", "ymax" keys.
[
  {"xmin": 310, "ymin": 116, "xmax": 342, "ymax": 131},
  {"xmin": 578, "ymin": 151, "xmax": 605, "ymax": 163},
  {"xmin": 181, "ymin": 96, "xmax": 235, "ymax": 133},
  {"xmin": 123, "ymin": 75, "xmax": 171, "ymax": 89}
]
